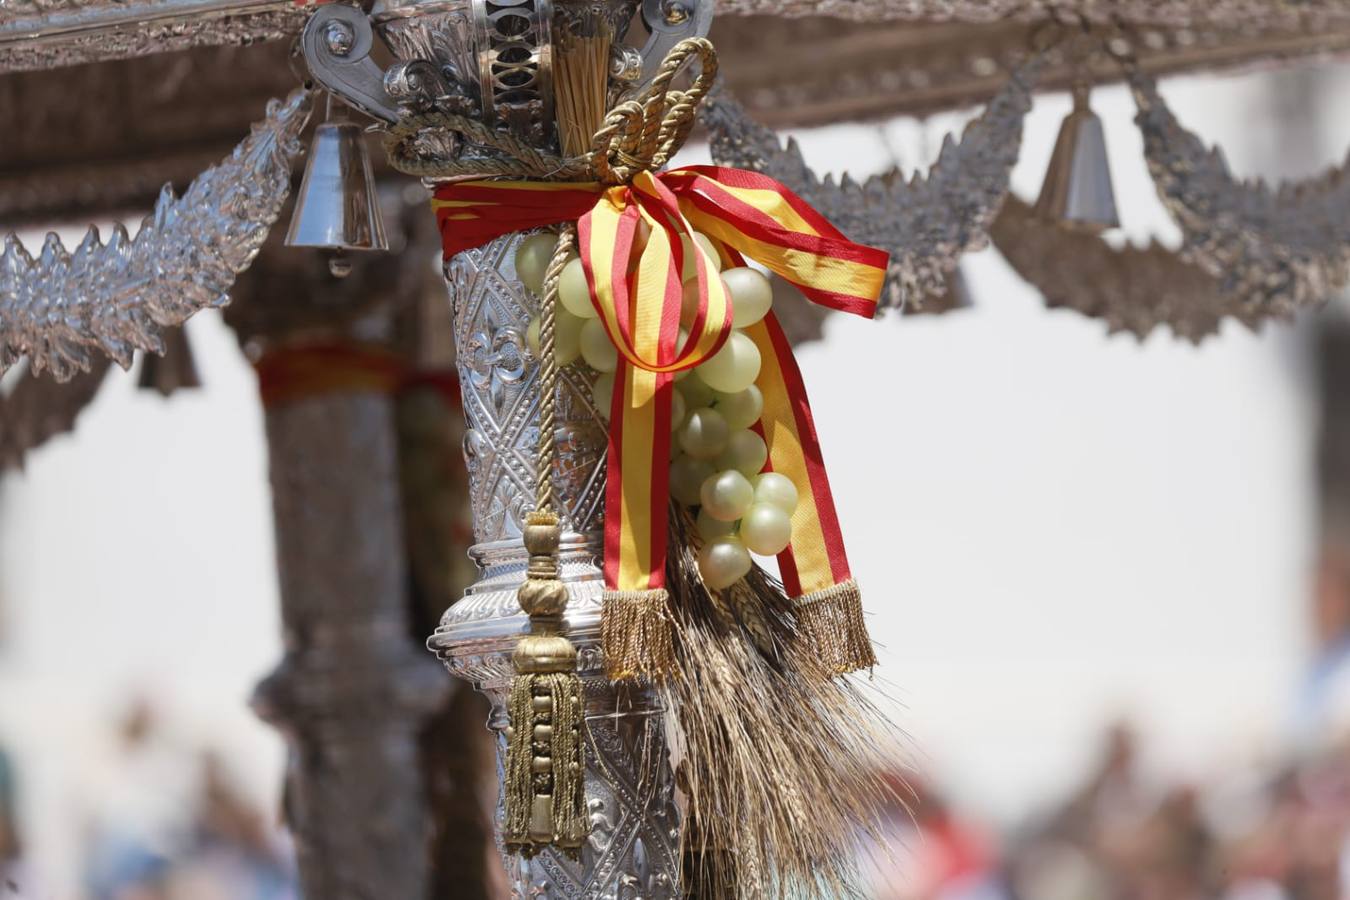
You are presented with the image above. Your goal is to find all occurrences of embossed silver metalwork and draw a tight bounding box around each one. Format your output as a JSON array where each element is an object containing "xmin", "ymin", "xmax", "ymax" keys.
[
  {"xmin": 449, "ymin": 237, "xmax": 608, "ymax": 544},
  {"xmin": 430, "ymin": 235, "xmax": 681, "ymax": 898},
  {"xmin": 475, "ymin": 0, "xmax": 553, "ymax": 139},
  {"xmin": 0, "ymin": 89, "xmax": 312, "ymax": 382},
  {"xmin": 705, "ymin": 62, "xmax": 1039, "ymax": 310},
  {"xmin": 373, "ymin": 0, "xmax": 478, "ymax": 91},
  {"xmin": 1130, "ymin": 68, "xmax": 1350, "ymax": 314},
  {"xmin": 0, "ymin": 1, "xmax": 306, "ymax": 73}
]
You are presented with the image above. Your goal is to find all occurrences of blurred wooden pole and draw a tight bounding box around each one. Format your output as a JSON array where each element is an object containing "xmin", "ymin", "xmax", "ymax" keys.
[
  {"xmin": 229, "ymin": 194, "xmax": 501, "ymax": 898},
  {"xmin": 252, "ymin": 365, "xmax": 447, "ymax": 898}
]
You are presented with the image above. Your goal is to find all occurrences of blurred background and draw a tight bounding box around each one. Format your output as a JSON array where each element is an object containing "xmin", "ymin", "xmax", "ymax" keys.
[{"xmin": 3, "ymin": 57, "xmax": 1350, "ymax": 900}]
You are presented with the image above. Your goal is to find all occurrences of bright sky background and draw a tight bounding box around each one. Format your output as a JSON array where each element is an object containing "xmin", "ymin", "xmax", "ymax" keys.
[{"xmin": 2, "ymin": 59, "xmax": 1348, "ymax": 894}]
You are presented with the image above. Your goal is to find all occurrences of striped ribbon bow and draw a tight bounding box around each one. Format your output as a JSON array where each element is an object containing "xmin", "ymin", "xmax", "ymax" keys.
[{"xmin": 433, "ymin": 165, "xmax": 886, "ymax": 679}]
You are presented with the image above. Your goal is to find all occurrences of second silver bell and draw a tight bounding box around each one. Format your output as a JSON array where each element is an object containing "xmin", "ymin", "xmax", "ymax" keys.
[{"xmin": 1034, "ymin": 83, "xmax": 1120, "ymax": 233}]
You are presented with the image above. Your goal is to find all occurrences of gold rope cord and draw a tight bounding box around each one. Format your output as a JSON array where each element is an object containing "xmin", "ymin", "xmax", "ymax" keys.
[{"xmin": 502, "ymin": 228, "xmax": 588, "ymax": 854}]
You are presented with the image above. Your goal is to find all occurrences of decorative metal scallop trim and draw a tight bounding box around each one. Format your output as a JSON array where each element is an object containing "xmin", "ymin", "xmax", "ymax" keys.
[
  {"xmin": 991, "ymin": 197, "xmax": 1276, "ymax": 344},
  {"xmin": 1130, "ymin": 68, "xmax": 1350, "ymax": 315},
  {"xmin": 0, "ymin": 89, "xmax": 312, "ymax": 382}
]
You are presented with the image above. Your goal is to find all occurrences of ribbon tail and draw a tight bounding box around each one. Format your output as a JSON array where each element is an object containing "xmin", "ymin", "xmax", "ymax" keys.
[
  {"xmin": 601, "ymin": 588, "xmax": 674, "ymax": 681},
  {"xmin": 792, "ymin": 578, "xmax": 875, "ymax": 676}
]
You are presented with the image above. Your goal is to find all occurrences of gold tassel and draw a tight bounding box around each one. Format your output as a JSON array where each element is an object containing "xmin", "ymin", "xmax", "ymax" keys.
[
  {"xmin": 504, "ymin": 512, "xmax": 588, "ymax": 855},
  {"xmin": 601, "ymin": 588, "xmax": 674, "ymax": 681},
  {"xmin": 792, "ymin": 579, "xmax": 877, "ymax": 676},
  {"xmin": 505, "ymin": 646, "xmax": 586, "ymax": 853}
]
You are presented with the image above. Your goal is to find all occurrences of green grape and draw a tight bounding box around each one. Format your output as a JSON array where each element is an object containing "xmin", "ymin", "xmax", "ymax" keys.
[
  {"xmin": 555, "ymin": 309, "xmax": 584, "ymax": 365},
  {"xmin": 515, "ymin": 232, "xmax": 558, "ymax": 296},
  {"xmin": 525, "ymin": 316, "xmax": 541, "ymax": 358},
  {"xmin": 753, "ymin": 472, "xmax": 799, "ymax": 513},
  {"xmin": 670, "ymin": 455, "xmax": 714, "ymax": 506},
  {"xmin": 723, "ymin": 266, "xmax": 774, "ymax": 327},
  {"xmin": 670, "ymin": 387, "xmax": 687, "ymax": 433},
  {"xmin": 558, "ymin": 257, "xmax": 597, "ymax": 319},
  {"xmin": 680, "ymin": 232, "xmax": 722, "ymax": 282},
  {"xmin": 699, "ymin": 469, "xmax": 755, "ymax": 522},
  {"xmin": 681, "ymin": 275, "xmax": 734, "ymax": 328},
  {"xmin": 696, "ymin": 508, "xmax": 738, "ymax": 541},
  {"xmin": 579, "ymin": 318, "xmax": 618, "ymax": 373},
  {"xmin": 714, "ymin": 385, "xmax": 764, "ymax": 430},
  {"xmin": 695, "ymin": 332, "xmax": 761, "ymax": 393},
  {"xmin": 677, "ymin": 407, "xmax": 729, "ymax": 460},
  {"xmin": 698, "ymin": 535, "xmax": 752, "ymax": 590},
  {"xmin": 526, "ymin": 312, "xmax": 582, "ymax": 364},
  {"xmin": 740, "ymin": 502, "xmax": 791, "ymax": 556},
  {"xmin": 592, "ymin": 372, "xmax": 616, "ymax": 416},
  {"xmin": 715, "ymin": 429, "xmax": 768, "ymax": 477},
  {"xmin": 676, "ymin": 377, "xmax": 717, "ymax": 412}
]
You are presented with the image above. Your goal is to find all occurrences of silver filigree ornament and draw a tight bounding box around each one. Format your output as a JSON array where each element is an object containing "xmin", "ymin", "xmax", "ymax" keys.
[
  {"xmin": 1129, "ymin": 68, "xmax": 1350, "ymax": 315},
  {"xmin": 0, "ymin": 88, "xmax": 314, "ymax": 382},
  {"xmin": 703, "ymin": 59, "xmax": 1042, "ymax": 311}
]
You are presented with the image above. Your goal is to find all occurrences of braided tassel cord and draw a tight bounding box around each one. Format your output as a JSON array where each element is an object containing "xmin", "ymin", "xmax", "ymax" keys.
[{"xmin": 503, "ymin": 229, "xmax": 588, "ymax": 854}]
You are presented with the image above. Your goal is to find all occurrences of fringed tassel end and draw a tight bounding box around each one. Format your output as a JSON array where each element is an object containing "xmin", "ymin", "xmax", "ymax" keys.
[
  {"xmin": 504, "ymin": 512, "xmax": 587, "ymax": 855},
  {"xmin": 601, "ymin": 588, "xmax": 674, "ymax": 682},
  {"xmin": 793, "ymin": 578, "xmax": 877, "ymax": 675},
  {"xmin": 504, "ymin": 636, "xmax": 587, "ymax": 855}
]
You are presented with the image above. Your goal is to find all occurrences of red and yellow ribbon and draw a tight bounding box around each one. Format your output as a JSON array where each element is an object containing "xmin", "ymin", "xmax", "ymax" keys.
[{"xmin": 433, "ymin": 165, "xmax": 887, "ymax": 676}]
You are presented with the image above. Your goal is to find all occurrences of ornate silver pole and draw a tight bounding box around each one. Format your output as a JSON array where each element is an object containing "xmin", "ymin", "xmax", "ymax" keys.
[{"xmin": 429, "ymin": 236, "xmax": 682, "ymax": 896}]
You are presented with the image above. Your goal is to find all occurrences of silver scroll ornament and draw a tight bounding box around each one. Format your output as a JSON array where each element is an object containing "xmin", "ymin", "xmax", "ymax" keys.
[
  {"xmin": 305, "ymin": 0, "xmax": 709, "ymax": 149},
  {"xmin": 429, "ymin": 235, "xmax": 681, "ymax": 899},
  {"xmin": 703, "ymin": 60, "xmax": 1040, "ymax": 312},
  {"xmin": 0, "ymin": 88, "xmax": 313, "ymax": 382},
  {"xmin": 1129, "ymin": 68, "xmax": 1350, "ymax": 315},
  {"xmin": 991, "ymin": 196, "xmax": 1273, "ymax": 343}
]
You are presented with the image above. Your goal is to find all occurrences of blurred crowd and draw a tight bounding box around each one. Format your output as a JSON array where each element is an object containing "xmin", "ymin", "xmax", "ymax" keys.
[
  {"xmin": 8, "ymin": 699, "xmax": 1350, "ymax": 898},
  {"xmin": 0, "ymin": 699, "xmax": 295, "ymax": 900},
  {"xmin": 877, "ymin": 722, "xmax": 1350, "ymax": 900}
]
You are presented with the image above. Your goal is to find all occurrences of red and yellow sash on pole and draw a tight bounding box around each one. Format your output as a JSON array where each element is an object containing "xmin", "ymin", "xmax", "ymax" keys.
[{"xmin": 433, "ymin": 165, "xmax": 886, "ymax": 679}]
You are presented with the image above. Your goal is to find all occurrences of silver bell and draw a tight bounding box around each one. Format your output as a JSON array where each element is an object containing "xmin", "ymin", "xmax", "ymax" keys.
[
  {"xmin": 1034, "ymin": 84, "xmax": 1120, "ymax": 233},
  {"xmin": 285, "ymin": 102, "xmax": 389, "ymax": 252}
]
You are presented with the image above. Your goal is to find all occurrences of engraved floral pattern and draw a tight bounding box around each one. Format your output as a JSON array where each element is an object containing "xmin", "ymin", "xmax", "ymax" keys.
[{"xmin": 445, "ymin": 233, "xmax": 609, "ymax": 543}]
